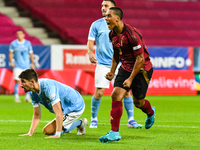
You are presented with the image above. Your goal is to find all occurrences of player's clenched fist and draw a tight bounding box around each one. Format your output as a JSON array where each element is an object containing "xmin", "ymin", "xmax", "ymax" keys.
[
  {"xmin": 105, "ymin": 72, "xmax": 114, "ymax": 81},
  {"xmin": 123, "ymin": 78, "xmax": 132, "ymax": 88}
]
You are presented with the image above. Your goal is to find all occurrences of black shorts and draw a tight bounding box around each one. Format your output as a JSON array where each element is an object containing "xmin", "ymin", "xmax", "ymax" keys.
[{"xmin": 114, "ymin": 67, "xmax": 153, "ymax": 100}]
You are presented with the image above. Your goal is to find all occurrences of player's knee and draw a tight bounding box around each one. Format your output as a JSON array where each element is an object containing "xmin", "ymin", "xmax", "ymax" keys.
[
  {"xmin": 43, "ymin": 127, "xmax": 54, "ymax": 135},
  {"xmin": 94, "ymin": 88, "xmax": 104, "ymax": 99},
  {"xmin": 42, "ymin": 128, "xmax": 48, "ymax": 135},
  {"xmin": 96, "ymin": 92, "xmax": 103, "ymax": 99},
  {"xmin": 134, "ymin": 101, "xmax": 141, "ymax": 108},
  {"xmin": 111, "ymin": 92, "xmax": 123, "ymax": 101},
  {"xmin": 133, "ymin": 98, "xmax": 145, "ymax": 108}
]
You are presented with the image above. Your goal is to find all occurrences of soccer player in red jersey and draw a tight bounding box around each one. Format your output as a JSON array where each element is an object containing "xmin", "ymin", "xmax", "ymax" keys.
[{"xmin": 99, "ymin": 7, "xmax": 156, "ymax": 143}]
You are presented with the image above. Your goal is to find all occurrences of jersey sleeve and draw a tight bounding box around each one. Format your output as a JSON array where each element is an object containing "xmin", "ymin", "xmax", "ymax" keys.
[
  {"xmin": 128, "ymin": 30, "xmax": 144, "ymax": 56},
  {"xmin": 88, "ymin": 22, "xmax": 97, "ymax": 41},
  {"xmin": 45, "ymin": 85, "xmax": 60, "ymax": 106},
  {"xmin": 28, "ymin": 41, "xmax": 33, "ymax": 54},
  {"xmin": 30, "ymin": 93, "xmax": 40, "ymax": 107},
  {"xmin": 9, "ymin": 42, "xmax": 14, "ymax": 52}
]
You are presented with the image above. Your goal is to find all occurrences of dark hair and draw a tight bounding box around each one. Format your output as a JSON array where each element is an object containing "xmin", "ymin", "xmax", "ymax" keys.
[
  {"xmin": 110, "ymin": 7, "xmax": 123, "ymax": 20},
  {"xmin": 17, "ymin": 29, "xmax": 25, "ymax": 34},
  {"xmin": 19, "ymin": 69, "xmax": 38, "ymax": 82},
  {"xmin": 103, "ymin": 0, "xmax": 116, "ymax": 6}
]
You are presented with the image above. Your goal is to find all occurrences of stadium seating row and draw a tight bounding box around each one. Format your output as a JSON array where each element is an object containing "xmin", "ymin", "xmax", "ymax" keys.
[
  {"xmin": 0, "ymin": 13, "xmax": 42, "ymax": 44},
  {"xmin": 16, "ymin": 0, "xmax": 200, "ymax": 46}
]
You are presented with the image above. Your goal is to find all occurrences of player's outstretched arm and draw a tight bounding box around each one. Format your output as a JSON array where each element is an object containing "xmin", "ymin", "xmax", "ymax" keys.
[
  {"xmin": 19, "ymin": 106, "xmax": 41, "ymax": 136},
  {"xmin": 45, "ymin": 102, "xmax": 63, "ymax": 138}
]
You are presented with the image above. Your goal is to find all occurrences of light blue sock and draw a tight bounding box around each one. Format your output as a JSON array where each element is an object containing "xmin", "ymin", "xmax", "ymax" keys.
[
  {"xmin": 123, "ymin": 96, "xmax": 134, "ymax": 119},
  {"xmin": 14, "ymin": 83, "xmax": 19, "ymax": 95},
  {"xmin": 62, "ymin": 120, "xmax": 82, "ymax": 134},
  {"xmin": 91, "ymin": 96, "xmax": 101, "ymax": 119}
]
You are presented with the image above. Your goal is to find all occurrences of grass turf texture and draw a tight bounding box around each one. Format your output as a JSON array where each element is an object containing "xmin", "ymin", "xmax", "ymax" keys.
[{"xmin": 0, "ymin": 95, "xmax": 200, "ymax": 150}]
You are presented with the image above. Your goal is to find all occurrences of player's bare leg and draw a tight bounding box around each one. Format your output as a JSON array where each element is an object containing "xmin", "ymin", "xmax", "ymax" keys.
[
  {"xmin": 43, "ymin": 120, "xmax": 56, "ymax": 135},
  {"xmin": 94, "ymin": 88, "xmax": 105, "ymax": 99},
  {"xmin": 133, "ymin": 97, "xmax": 156, "ymax": 129},
  {"xmin": 14, "ymin": 80, "xmax": 21, "ymax": 103}
]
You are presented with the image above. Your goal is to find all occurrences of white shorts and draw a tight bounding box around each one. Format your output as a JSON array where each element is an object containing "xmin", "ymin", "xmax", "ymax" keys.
[
  {"xmin": 95, "ymin": 64, "xmax": 120, "ymax": 88},
  {"xmin": 13, "ymin": 68, "xmax": 24, "ymax": 80},
  {"xmin": 53, "ymin": 105, "xmax": 85, "ymax": 129}
]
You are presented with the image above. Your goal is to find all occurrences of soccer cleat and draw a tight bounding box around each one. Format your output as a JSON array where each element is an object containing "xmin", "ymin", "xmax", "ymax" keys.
[
  {"xmin": 145, "ymin": 106, "xmax": 156, "ymax": 129},
  {"xmin": 14, "ymin": 99, "xmax": 21, "ymax": 103},
  {"xmin": 128, "ymin": 120, "xmax": 143, "ymax": 129},
  {"xmin": 77, "ymin": 118, "xmax": 88, "ymax": 135},
  {"xmin": 99, "ymin": 130, "xmax": 121, "ymax": 143},
  {"xmin": 89, "ymin": 120, "xmax": 98, "ymax": 128}
]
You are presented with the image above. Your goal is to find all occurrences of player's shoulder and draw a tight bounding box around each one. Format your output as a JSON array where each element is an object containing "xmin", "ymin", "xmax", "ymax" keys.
[
  {"xmin": 40, "ymin": 78, "xmax": 59, "ymax": 88},
  {"xmin": 39, "ymin": 78, "xmax": 51, "ymax": 85},
  {"xmin": 91, "ymin": 18, "xmax": 104, "ymax": 26},
  {"xmin": 124, "ymin": 23, "xmax": 135, "ymax": 33},
  {"xmin": 38, "ymin": 78, "xmax": 53, "ymax": 93},
  {"xmin": 10, "ymin": 39, "xmax": 18, "ymax": 45},
  {"xmin": 124, "ymin": 23, "xmax": 142, "ymax": 36},
  {"xmin": 24, "ymin": 39, "xmax": 31, "ymax": 44}
]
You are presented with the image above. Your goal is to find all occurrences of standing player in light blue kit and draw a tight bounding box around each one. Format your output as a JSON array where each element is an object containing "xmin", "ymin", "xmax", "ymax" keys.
[
  {"xmin": 18, "ymin": 69, "xmax": 87, "ymax": 138},
  {"xmin": 9, "ymin": 29, "xmax": 35, "ymax": 103},
  {"xmin": 87, "ymin": 0, "xmax": 142, "ymax": 129}
]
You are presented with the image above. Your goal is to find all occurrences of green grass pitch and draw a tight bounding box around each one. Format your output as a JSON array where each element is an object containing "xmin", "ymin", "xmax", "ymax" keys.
[{"xmin": 0, "ymin": 95, "xmax": 200, "ymax": 150}]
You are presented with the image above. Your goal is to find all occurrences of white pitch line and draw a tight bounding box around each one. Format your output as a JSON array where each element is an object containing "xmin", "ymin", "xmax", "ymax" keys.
[
  {"xmin": 0, "ymin": 120, "xmax": 199, "ymax": 129},
  {"xmin": 1, "ymin": 120, "xmax": 199, "ymax": 123},
  {"xmin": 0, "ymin": 120, "xmax": 49, "ymax": 123},
  {"xmin": 98, "ymin": 123, "xmax": 200, "ymax": 129}
]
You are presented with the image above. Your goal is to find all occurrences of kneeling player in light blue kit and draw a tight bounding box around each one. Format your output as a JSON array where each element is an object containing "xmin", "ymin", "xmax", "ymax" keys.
[{"xmin": 18, "ymin": 69, "xmax": 87, "ymax": 138}]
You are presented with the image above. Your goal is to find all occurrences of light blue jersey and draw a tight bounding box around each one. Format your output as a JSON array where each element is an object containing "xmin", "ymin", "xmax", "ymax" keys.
[
  {"xmin": 30, "ymin": 79, "xmax": 85, "ymax": 114},
  {"xmin": 9, "ymin": 39, "xmax": 33, "ymax": 69},
  {"xmin": 88, "ymin": 18, "xmax": 113, "ymax": 66}
]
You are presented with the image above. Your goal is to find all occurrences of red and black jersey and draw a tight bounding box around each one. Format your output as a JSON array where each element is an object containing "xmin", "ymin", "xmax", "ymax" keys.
[{"xmin": 109, "ymin": 23, "xmax": 152, "ymax": 72}]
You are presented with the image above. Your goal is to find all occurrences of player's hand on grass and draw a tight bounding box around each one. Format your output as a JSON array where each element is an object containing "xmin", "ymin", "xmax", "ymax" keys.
[
  {"xmin": 105, "ymin": 72, "xmax": 114, "ymax": 81},
  {"xmin": 45, "ymin": 135, "xmax": 60, "ymax": 139},
  {"xmin": 19, "ymin": 133, "xmax": 32, "ymax": 136}
]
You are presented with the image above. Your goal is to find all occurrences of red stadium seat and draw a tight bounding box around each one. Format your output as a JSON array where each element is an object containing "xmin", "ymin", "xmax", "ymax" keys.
[
  {"xmin": 0, "ymin": 13, "xmax": 42, "ymax": 45},
  {"xmin": 16, "ymin": 0, "xmax": 200, "ymax": 46}
]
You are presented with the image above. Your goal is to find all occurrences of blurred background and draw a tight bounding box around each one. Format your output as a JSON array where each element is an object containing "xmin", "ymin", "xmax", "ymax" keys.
[{"xmin": 0, "ymin": 0, "xmax": 200, "ymax": 95}]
